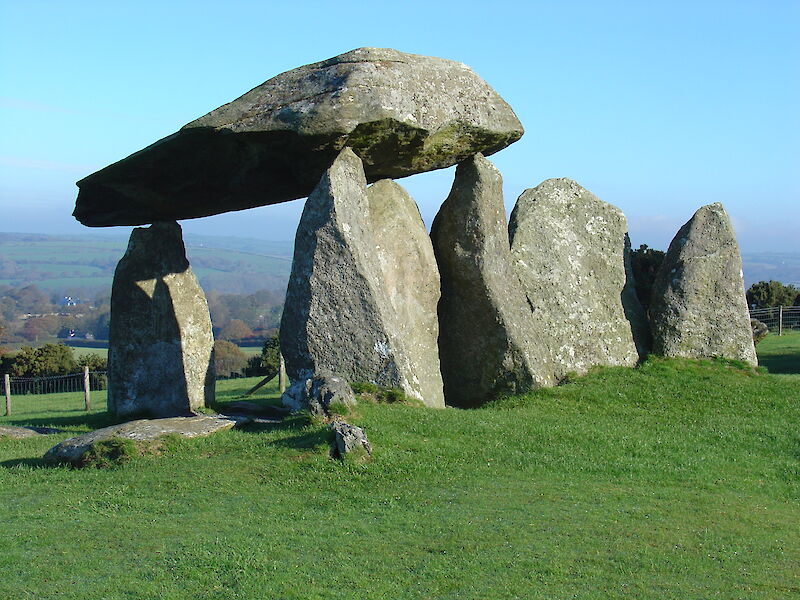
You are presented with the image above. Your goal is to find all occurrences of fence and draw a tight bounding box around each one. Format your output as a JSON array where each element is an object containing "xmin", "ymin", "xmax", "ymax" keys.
[
  {"xmin": 6, "ymin": 370, "xmax": 107, "ymax": 396},
  {"xmin": 749, "ymin": 306, "xmax": 800, "ymax": 335},
  {"xmin": 3, "ymin": 367, "xmax": 103, "ymax": 415}
]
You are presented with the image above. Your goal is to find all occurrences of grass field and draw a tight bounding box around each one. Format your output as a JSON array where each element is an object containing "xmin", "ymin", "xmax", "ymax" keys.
[{"xmin": 0, "ymin": 346, "xmax": 798, "ymax": 598}]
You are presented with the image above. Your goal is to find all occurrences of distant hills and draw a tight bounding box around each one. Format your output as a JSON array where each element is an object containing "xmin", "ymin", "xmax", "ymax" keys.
[
  {"xmin": 0, "ymin": 232, "xmax": 293, "ymax": 296},
  {"xmin": 0, "ymin": 232, "xmax": 797, "ymax": 296}
]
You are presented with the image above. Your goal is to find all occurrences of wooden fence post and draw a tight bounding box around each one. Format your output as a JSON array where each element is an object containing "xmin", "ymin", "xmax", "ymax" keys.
[
  {"xmin": 4, "ymin": 373, "xmax": 10, "ymax": 417},
  {"xmin": 83, "ymin": 366, "xmax": 91, "ymax": 412},
  {"xmin": 279, "ymin": 353, "xmax": 287, "ymax": 394},
  {"xmin": 779, "ymin": 306, "xmax": 784, "ymax": 336}
]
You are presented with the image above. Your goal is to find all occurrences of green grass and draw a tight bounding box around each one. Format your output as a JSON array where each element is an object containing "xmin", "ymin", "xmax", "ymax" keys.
[
  {"xmin": 0, "ymin": 360, "xmax": 798, "ymax": 599},
  {"xmin": 757, "ymin": 330, "xmax": 800, "ymax": 375}
]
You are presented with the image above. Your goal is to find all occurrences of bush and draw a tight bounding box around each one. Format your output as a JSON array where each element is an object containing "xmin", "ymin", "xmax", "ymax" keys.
[
  {"xmin": 213, "ymin": 340, "xmax": 248, "ymax": 378},
  {"xmin": 9, "ymin": 343, "xmax": 77, "ymax": 377},
  {"xmin": 77, "ymin": 353, "xmax": 107, "ymax": 371}
]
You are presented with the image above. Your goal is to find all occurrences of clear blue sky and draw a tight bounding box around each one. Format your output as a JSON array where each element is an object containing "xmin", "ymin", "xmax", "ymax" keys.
[{"xmin": 1, "ymin": 0, "xmax": 798, "ymax": 252}]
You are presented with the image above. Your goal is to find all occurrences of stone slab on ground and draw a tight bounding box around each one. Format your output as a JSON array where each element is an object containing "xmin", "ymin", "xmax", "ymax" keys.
[
  {"xmin": 0, "ymin": 426, "xmax": 64, "ymax": 439},
  {"xmin": 74, "ymin": 47, "xmax": 524, "ymax": 227},
  {"xmin": 43, "ymin": 415, "xmax": 242, "ymax": 465}
]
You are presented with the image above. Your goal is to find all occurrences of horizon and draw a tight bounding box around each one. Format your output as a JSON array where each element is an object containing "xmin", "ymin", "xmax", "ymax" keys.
[{"xmin": 1, "ymin": 1, "xmax": 798, "ymax": 253}]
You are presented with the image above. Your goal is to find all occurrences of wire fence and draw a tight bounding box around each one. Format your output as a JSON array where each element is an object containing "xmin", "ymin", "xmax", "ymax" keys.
[
  {"xmin": 7, "ymin": 371, "xmax": 107, "ymax": 396},
  {"xmin": 749, "ymin": 306, "xmax": 800, "ymax": 335}
]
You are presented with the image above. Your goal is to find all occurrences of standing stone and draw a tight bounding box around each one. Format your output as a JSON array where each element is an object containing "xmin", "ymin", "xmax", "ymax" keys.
[
  {"xmin": 108, "ymin": 222, "xmax": 215, "ymax": 418},
  {"xmin": 280, "ymin": 148, "xmax": 444, "ymax": 407},
  {"xmin": 367, "ymin": 179, "xmax": 444, "ymax": 408},
  {"xmin": 431, "ymin": 154, "xmax": 554, "ymax": 407},
  {"xmin": 650, "ymin": 202, "xmax": 757, "ymax": 365},
  {"xmin": 508, "ymin": 178, "xmax": 650, "ymax": 379}
]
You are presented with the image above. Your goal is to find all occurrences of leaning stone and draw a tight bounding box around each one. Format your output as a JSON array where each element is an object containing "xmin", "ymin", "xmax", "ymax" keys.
[
  {"xmin": 0, "ymin": 425, "xmax": 64, "ymax": 439},
  {"xmin": 650, "ymin": 203, "xmax": 757, "ymax": 365},
  {"xmin": 108, "ymin": 221, "xmax": 215, "ymax": 418},
  {"xmin": 431, "ymin": 153, "xmax": 555, "ymax": 407},
  {"xmin": 508, "ymin": 178, "xmax": 650, "ymax": 379},
  {"xmin": 280, "ymin": 148, "xmax": 444, "ymax": 407},
  {"xmin": 74, "ymin": 47, "xmax": 524, "ymax": 227},
  {"xmin": 281, "ymin": 370, "xmax": 357, "ymax": 416},
  {"xmin": 329, "ymin": 421, "xmax": 372, "ymax": 459},
  {"xmin": 43, "ymin": 415, "xmax": 238, "ymax": 466}
]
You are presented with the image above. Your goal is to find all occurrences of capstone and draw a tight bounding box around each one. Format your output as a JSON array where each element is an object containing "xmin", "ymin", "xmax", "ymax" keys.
[{"xmin": 74, "ymin": 48, "xmax": 523, "ymax": 227}]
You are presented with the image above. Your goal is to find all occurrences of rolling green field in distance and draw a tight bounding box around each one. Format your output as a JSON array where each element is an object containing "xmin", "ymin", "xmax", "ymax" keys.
[
  {"xmin": 0, "ymin": 232, "xmax": 293, "ymax": 295},
  {"xmin": 1, "ymin": 338, "xmax": 798, "ymax": 599}
]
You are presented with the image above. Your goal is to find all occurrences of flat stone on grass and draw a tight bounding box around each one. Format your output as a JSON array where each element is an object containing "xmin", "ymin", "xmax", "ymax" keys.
[{"xmin": 43, "ymin": 415, "xmax": 241, "ymax": 466}]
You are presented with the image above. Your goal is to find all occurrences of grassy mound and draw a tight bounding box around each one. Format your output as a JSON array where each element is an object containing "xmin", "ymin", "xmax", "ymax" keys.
[{"xmin": 0, "ymin": 352, "xmax": 798, "ymax": 599}]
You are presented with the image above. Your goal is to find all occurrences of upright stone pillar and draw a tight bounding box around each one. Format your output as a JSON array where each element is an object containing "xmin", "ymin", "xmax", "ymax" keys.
[
  {"xmin": 650, "ymin": 202, "xmax": 757, "ymax": 365},
  {"xmin": 508, "ymin": 178, "xmax": 650, "ymax": 379},
  {"xmin": 431, "ymin": 154, "xmax": 554, "ymax": 407},
  {"xmin": 280, "ymin": 148, "xmax": 444, "ymax": 407},
  {"xmin": 108, "ymin": 221, "xmax": 215, "ymax": 418}
]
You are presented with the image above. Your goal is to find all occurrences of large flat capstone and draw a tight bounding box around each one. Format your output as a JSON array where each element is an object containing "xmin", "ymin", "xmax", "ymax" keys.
[
  {"xmin": 431, "ymin": 154, "xmax": 554, "ymax": 407},
  {"xmin": 43, "ymin": 415, "xmax": 240, "ymax": 465},
  {"xmin": 108, "ymin": 221, "xmax": 215, "ymax": 418},
  {"xmin": 649, "ymin": 202, "xmax": 757, "ymax": 365},
  {"xmin": 509, "ymin": 178, "xmax": 650, "ymax": 379},
  {"xmin": 280, "ymin": 147, "xmax": 444, "ymax": 407},
  {"xmin": 74, "ymin": 47, "xmax": 524, "ymax": 227}
]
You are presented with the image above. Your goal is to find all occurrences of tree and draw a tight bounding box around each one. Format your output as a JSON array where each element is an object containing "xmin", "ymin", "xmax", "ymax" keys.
[
  {"xmin": 629, "ymin": 244, "xmax": 666, "ymax": 312},
  {"xmin": 746, "ymin": 280, "xmax": 800, "ymax": 309},
  {"xmin": 218, "ymin": 319, "xmax": 254, "ymax": 341},
  {"xmin": 213, "ymin": 340, "xmax": 248, "ymax": 378}
]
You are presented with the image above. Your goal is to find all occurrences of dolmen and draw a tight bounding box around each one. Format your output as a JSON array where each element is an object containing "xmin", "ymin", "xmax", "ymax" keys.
[{"xmin": 73, "ymin": 47, "xmax": 756, "ymax": 416}]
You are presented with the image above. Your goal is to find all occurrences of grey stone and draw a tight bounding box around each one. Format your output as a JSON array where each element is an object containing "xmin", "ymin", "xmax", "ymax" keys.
[
  {"xmin": 280, "ymin": 148, "xmax": 444, "ymax": 407},
  {"xmin": 751, "ymin": 318, "xmax": 769, "ymax": 345},
  {"xmin": 43, "ymin": 415, "xmax": 239, "ymax": 465},
  {"xmin": 0, "ymin": 426, "xmax": 63, "ymax": 439},
  {"xmin": 431, "ymin": 154, "xmax": 555, "ymax": 407},
  {"xmin": 108, "ymin": 222, "xmax": 215, "ymax": 418},
  {"xmin": 508, "ymin": 178, "xmax": 650, "ymax": 380},
  {"xmin": 281, "ymin": 370, "xmax": 357, "ymax": 416},
  {"xmin": 367, "ymin": 179, "xmax": 444, "ymax": 408},
  {"xmin": 650, "ymin": 203, "xmax": 757, "ymax": 365},
  {"xmin": 329, "ymin": 421, "xmax": 372, "ymax": 458},
  {"xmin": 74, "ymin": 47, "xmax": 524, "ymax": 227}
]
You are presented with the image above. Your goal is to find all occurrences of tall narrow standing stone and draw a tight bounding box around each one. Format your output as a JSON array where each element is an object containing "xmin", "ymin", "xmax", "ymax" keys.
[
  {"xmin": 368, "ymin": 179, "xmax": 444, "ymax": 407},
  {"xmin": 280, "ymin": 148, "xmax": 444, "ymax": 407},
  {"xmin": 108, "ymin": 222, "xmax": 215, "ymax": 418},
  {"xmin": 508, "ymin": 178, "xmax": 649, "ymax": 379},
  {"xmin": 431, "ymin": 154, "xmax": 554, "ymax": 407},
  {"xmin": 650, "ymin": 202, "xmax": 757, "ymax": 365}
]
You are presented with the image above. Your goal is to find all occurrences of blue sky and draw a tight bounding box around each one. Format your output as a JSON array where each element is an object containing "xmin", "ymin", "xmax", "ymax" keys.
[{"xmin": 1, "ymin": 0, "xmax": 798, "ymax": 251}]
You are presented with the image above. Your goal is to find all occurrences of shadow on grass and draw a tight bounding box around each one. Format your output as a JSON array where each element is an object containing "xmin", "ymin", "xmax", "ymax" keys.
[
  {"xmin": 0, "ymin": 457, "xmax": 54, "ymax": 470},
  {"xmin": 758, "ymin": 352, "xmax": 800, "ymax": 375},
  {"xmin": 237, "ymin": 414, "xmax": 330, "ymax": 450},
  {"xmin": 5, "ymin": 412, "xmax": 117, "ymax": 431}
]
